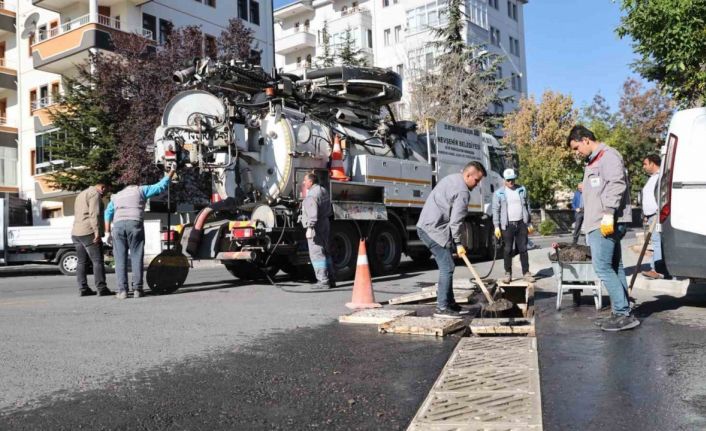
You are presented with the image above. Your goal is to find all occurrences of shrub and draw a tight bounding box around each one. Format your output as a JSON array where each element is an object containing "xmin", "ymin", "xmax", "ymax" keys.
[{"xmin": 539, "ymin": 219, "xmax": 557, "ymax": 236}]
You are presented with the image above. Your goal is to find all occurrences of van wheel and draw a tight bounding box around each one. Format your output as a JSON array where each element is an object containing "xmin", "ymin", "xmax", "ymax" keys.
[
  {"xmin": 330, "ymin": 222, "xmax": 359, "ymax": 280},
  {"xmin": 369, "ymin": 222, "xmax": 402, "ymax": 275},
  {"xmin": 58, "ymin": 251, "xmax": 79, "ymax": 276}
]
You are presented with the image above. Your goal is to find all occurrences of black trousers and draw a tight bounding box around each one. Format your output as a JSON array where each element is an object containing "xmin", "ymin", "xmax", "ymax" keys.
[
  {"xmin": 572, "ymin": 211, "xmax": 584, "ymax": 245},
  {"xmin": 502, "ymin": 220, "xmax": 529, "ymax": 274},
  {"xmin": 72, "ymin": 234, "xmax": 107, "ymax": 291}
]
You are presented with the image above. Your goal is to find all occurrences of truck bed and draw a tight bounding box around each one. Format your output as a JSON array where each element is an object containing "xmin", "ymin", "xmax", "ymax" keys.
[{"xmin": 7, "ymin": 225, "xmax": 73, "ymax": 248}]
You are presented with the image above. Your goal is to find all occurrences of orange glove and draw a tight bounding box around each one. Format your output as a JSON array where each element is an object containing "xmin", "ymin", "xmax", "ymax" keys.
[
  {"xmin": 456, "ymin": 245, "xmax": 467, "ymax": 257},
  {"xmin": 600, "ymin": 214, "xmax": 614, "ymax": 237}
]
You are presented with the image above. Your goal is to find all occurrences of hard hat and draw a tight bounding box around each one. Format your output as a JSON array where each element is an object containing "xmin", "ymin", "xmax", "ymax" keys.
[{"xmin": 503, "ymin": 168, "xmax": 517, "ymax": 180}]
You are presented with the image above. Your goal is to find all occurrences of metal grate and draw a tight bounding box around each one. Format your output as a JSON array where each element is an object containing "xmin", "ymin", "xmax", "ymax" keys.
[{"xmin": 408, "ymin": 337, "xmax": 543, "ymax": 430}]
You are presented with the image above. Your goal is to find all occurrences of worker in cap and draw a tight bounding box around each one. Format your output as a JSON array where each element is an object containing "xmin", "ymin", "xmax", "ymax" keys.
[{"xmin": 492, "ymin": 168, "xmax": 535, "ymax": 283}]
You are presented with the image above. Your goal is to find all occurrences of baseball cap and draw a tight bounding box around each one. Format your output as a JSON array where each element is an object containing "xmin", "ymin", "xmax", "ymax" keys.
[{"xmin": 503, "ymin": 168, "xmax": 517, "ymax": 180}]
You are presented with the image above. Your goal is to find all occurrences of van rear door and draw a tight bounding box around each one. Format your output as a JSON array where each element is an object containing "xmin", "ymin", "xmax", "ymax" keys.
[{"xmin": 659, "ymin": 108, "xmax": 706, "ymax": 279}]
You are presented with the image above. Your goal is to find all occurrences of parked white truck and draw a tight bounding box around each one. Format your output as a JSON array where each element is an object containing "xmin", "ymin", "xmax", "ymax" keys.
[
  {"xmin": 657, "ymin": 107, "xmax": 706, "ymax": 280},
  {"xmin": 146, "ymin": 60, "xmax": 512, "ymax": 292},
  {"xmin": 0, "ymin": 196, "xmax": 79, "ymax": 275}
]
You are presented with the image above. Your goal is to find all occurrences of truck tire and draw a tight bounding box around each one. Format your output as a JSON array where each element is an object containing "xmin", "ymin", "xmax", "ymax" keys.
[
  {"xmin": 58, "ymin": 250, "xmax": 79, "ymax": 276},
  {"xmin": 330, "ymin": 222, "xmax": 359, "ymax": 280},
  {"xmin": 369, "ymin": 222, "xmax": 402, "ymax": 275}
]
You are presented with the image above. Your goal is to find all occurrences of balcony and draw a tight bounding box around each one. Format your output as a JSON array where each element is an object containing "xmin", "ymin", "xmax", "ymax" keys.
[
  {"xmin": 0, "ymin": 58, "xmax": 16, "ymax": 90},
  {"xmin": 0, "ymin": 1, "xmax": 15, "ymax": 35},
  {"xmin": 31, "ymin": 14, "xmax": 153, "ymax": 74},
  {"xmin": 32, "ymin": 0, "xmax": 152, "ymax": 12},
  {"xmin": 276, "ymin": 29, "xmax": 316, "ymax": 55},
  {"xmin": 0, "ymin": 116, "xmax": 18, "ymax": 189},
  {"xmin": 274, "ymin": 0, "xmax": 314, "ymax": 20},
  {"xmin": 31, "ymin": 96, "xmax": 60, "ymax": 130}
]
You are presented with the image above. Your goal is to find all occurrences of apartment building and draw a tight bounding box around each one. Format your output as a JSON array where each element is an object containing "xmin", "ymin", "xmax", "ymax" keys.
[
  {"xmin": 0, "ymin": 0, "xmax": 273, "ymax": 224},
  {"xmin": 274, "ymin": 0, "xmax": 527, "ymax": 117}
]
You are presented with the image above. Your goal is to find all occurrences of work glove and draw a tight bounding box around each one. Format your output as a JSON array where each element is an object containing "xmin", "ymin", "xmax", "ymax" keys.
[
  {"xmin": 456, "ymin": 245, "xmax": 466, "ymax": 257},
  {"xmin": 305, "ymin": 227, "xmax": 315, "ymax": 239},
  {"xmin": 600, "ymin": 214, "xmax": 615, "ymax": 237},
  {"xmin": 527, "ymin": 224, "xmax": 535, "ymax": 235},
  {"xmin": 494, "ymin": 228, "xmax": 502, "ymax": 240}
]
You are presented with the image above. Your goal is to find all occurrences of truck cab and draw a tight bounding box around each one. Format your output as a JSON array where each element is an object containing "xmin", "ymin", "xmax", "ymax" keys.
[{"xmin": 657, "ymin": 108, "xmax": 706, "ymax": 279}]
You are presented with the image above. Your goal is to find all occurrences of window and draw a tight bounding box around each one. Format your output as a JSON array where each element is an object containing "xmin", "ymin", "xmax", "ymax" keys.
[
  {"xmin": 304, "ymin": 19, "xmax": 310, "ymax": 30},
  {"xmin": 490, "ymin": 26, "xmax": 500, "ymax": 46},
  {"xmin": 29, "ymin": 89, "xmax": 37, "ymax": 113},
  {"xmin": 0, "ymin": 145, "xmax": 17, "ymax": 186},
  {"xmin": 367, "ymin": 29, "xmax": 373, "ymax": 48},
  {"xmin": 238, "ymin": 0, "xmax": 248, "ymax": 19},
  {"xmin": 383, "ymin": 0, "xmax": 390, "ymax": 6},
  {"xmin": 396, "ymin": 64, "xmax": 403, "ymax": 79},
  {"xmin": 28, "ymin": 34, "xmax": 35, "ymax": 57},
  {"xmin": 489, "ymin": 0, "xmax": 498, "ymax": 9},
  {"xmin": 511, "ymin": 73, "xmax": 522, "ymax": 92},
  {"xmin": 38, "ymin": 24, "xmax": 47, "ymax": 41},
  {"xmin": 51, "ymin": 82, "xmax": 60, "ymax": 100},
  {"xmin": 305, "ymin": 54, "xmax": 312, "ymax": 65},
  {"xmin": 159, "ymin": 19, "xmax": 173, "ymax": 45},
  {"xmin": 425, "ymin": 52, "xmax": 434, "ymax": 70},
  {"xmin": 509, "ymin": 36, "xmax": 520, "ymax": 56},
  {"xmin": 496, "ymin": 66, "xmax": 502, "ymax": 79},
  {"xmin": 394, "ymin": 25, "xmax": 401, "ymax": 43},
  {"xmin": 0, "ymin": 98, "xmax": 6, "ymax": 122},
  {"xmin": 406, "ymin": 1, "xmax": 451, "ymax": 33},
  {"xmin": 206, "ymin": 0, "xmax": 216, "ymax": 7},
  {"xmin": 42, "ymin": 207, "xmax": 62, "ymax": 219},
  {"xmin": 142, "ymin": 13, "xmax": 157, "ymax": 41},
  {"xmin": 383, "ymin": 28, "xmax": 390, "ymax": 46},
  {"xmin": 205, "ymin": 34, "xmax": 217, "ymax": 58},
  {"xmin": 249, "ymin": 0, "xmax": 260, "ymax": 25},
  {"xmin": 34, "ymin": 130, "xmax": 67, "ymax": 175},
  {"xmin": 507, "ymin": 1, "xmax": 517, "ymax": 20},
  {"xmin": 296, "ymin": 56, "xmax": 302, "ymax": 66},
  {"xmin": 49, "ymin": 20, "xmax": 59, "ymax": 38},
  {"xmin": 294, "ymin": 22, "xmax": 300, "ymax": 32},
  {"xmin": 114, "ymin": 15, "xmax": 121, "ymax": 30}
]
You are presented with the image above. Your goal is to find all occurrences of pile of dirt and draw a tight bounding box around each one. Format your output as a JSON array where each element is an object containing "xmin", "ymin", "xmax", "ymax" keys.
[{"xmin": 549, "ymin": 243, "xmax": 592, "ymax": 262}]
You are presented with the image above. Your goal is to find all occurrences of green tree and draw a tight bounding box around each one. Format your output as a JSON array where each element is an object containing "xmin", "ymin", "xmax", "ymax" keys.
[
  {"xmin": 317, "ymin": 21, "xmax": 335, "ymax": 67},
  {"xmin": 617, "ymin": 0, "xmax": 706, "ymax": 107},
  {"xmin": 46, "ymin": 75, "xmax": 118, "ymax": 191},
  {"xmin": 503, "ymin": 91, "xmax": 580, "ymax": 207},
  {"xmin": 337, "ymin": 27, "xmax": 367, "ymax": 66},
  {"xmin": 408, "ymin": 0, "xmax": 508, "ymax": 129}
]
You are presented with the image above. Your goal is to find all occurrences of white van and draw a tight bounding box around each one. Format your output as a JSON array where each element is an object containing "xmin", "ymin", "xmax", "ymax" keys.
[{"xmin": 658, "ymin": 108, "xmax": 706, "ymax": 279}]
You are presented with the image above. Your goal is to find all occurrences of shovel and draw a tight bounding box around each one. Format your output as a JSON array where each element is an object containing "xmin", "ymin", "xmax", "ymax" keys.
[{"xmin": 461, "ymin": 254, "xmax": 513, "ymax": 313}]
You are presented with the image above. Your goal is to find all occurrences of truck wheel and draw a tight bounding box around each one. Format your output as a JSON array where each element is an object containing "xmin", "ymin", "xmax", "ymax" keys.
[
  {"xmin": 58, "ymin": 251, "xmax": 79, "ymax": 276},
  {"xmin": 330, "ymin": 222, "xmax": 359, "ymax": 280},
  {"xmin": 369, "ymin": 222, "xmax": 402, "ymax": 275}
]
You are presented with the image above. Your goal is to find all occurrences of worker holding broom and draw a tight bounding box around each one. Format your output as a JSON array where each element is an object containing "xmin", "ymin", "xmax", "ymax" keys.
[{"xmin": 417, "ymin": 161, "xmax": 487, "ymax": 319}]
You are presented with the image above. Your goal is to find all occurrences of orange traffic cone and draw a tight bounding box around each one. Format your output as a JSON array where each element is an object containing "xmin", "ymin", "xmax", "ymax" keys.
[
  {"xmin": 346, "ymin": 239, "xmax": 381, "ymax": 309},
  {"xmin": 329, "ymin": 134, "xmax": 350, "ymax": 181}
]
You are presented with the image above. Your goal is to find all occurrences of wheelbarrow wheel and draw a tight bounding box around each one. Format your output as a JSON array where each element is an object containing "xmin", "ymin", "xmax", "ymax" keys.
[
  {"xmin": 572, "ymin": 289, "xmax": 582, "ymax": 307},
  {"xmin": 147, "ymin": 250, "xmax": 190, "ymax": 295}
]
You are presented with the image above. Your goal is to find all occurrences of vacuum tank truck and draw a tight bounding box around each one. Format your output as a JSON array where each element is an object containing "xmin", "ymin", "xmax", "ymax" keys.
[{"xmin": 148, "ymin": 58, "xmax": 511, "ymax": 292}]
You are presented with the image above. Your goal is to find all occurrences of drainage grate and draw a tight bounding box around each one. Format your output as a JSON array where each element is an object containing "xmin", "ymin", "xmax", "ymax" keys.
[{"xmin": 408, "ymin": 337, "xmax": 543, "ymax": 430}]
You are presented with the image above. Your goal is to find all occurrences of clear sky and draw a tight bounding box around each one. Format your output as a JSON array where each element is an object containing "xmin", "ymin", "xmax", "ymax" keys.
[{"xmin": 273, "ymin": 0, "xmax": 640, "ymax": 112}]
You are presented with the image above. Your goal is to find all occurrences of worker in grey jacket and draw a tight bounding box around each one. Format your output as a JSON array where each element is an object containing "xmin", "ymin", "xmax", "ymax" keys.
[
  {"xmin": 417, "ymin": 161, "xmax": 487, "ymax": 319},
  {"xmin": 568, "ymin": 125, "xmax": 637, "ymax": 332},
  {"xmin": 301, "ymin": 172, "xmax": 335, "ymax": 290},
  {"xmin": 492, "ymin": 168, "xmax": 535, "ymax": 284},
  {"xmin": 105, "ymin": 166, "xmax": 176, "ymax": 299}
]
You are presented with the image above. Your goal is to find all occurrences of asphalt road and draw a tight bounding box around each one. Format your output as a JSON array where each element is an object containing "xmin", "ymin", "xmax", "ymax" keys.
[{"xmin": 2, "ymin": 229, "xmax": 706, "ymax": 430}]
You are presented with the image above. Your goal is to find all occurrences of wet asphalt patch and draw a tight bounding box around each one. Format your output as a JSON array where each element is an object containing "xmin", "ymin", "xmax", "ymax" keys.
[{"xmin": 0, "ymin": 321, "xmax": 459, "ymax": 430}]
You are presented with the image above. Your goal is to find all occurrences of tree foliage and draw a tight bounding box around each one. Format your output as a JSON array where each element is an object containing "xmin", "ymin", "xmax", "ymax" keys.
[
  {"xmin": 407, "ymin": 0, "xmax": 508, "ymax": 129},
  {"xmin": 47, "ymin": 20, "xmax": 253, "ymax": 201},
  {"xmin": 617, "ymin": 0, "xmax": 706, "ymax": 107},
  {"xmin": 503, "ymin": 91, "xmax": 579, "ymax": 207},
  {"xmin": 316, "ymin": 21, "xmax": 335, "ymax": 67},
  {"xmin": 337, "ymin": 27, "xmax": 367, "ymax": 66}
]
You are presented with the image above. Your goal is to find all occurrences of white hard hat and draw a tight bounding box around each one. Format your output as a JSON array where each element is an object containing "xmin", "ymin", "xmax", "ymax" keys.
[{"xmin": 503, "ymin": 168, "xmax": 517, "ymax": 180}]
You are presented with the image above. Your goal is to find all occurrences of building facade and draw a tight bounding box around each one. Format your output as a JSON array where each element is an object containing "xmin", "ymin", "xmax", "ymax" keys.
[
  {"xmin": 274, "ymin": 0, "xmax": 527, "ymax": 118},
  {"xmin": 0, "ymin": 0, "xmax": 273, "ymax": 224}
]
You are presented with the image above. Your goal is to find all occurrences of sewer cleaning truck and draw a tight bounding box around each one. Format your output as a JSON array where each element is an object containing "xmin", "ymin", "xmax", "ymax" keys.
[{"xmin": 147, "ymin": 58, "xmax": 512, "ymax": 293}]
